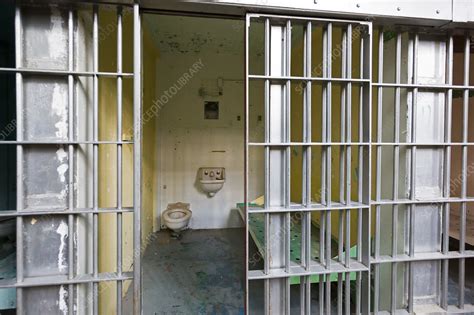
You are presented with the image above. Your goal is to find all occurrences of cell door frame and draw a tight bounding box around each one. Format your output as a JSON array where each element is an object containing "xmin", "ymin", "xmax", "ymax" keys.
[{"xmin": 244, "ymin": 13, "xmax": 372, "ymax": 314}]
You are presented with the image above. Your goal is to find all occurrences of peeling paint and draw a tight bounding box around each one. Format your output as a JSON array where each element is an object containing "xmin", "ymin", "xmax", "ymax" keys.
[
  {"xmin": 48, "ymin": 8, "xmax": 67, "ymax": 60},
  {"xmin": 58, "ymin": 285, "xmax": 68, "ymax": 315},
  {"xmin": 56, "ymin": 147, "xmax": 67, "ymax": 162},
  {"xmin": 59, "ymin": 187, "xmax": 68, "ymax": 201},
  {"xmin": 56, "ymin": 147, "xmax": 69, "ymax": 184},
  {"xmin": 56, "ymin": 221, "xmax": 68, "ymax": 272},
  {"xmin": 57, "ymin": 163, "xmax": 69, "ymax": 183},
  {"xmin": 51, "ymin": 83, "xmax": 68, "ymax": 139},
  {"xmin": 56, "ymin": 147, "xmax": 69, "ymax": 200}
]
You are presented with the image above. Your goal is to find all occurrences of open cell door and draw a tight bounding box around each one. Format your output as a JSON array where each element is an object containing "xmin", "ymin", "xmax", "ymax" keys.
[{"xmin": 244, "ymin": 13, "xmax": 372, "ymax": 314}]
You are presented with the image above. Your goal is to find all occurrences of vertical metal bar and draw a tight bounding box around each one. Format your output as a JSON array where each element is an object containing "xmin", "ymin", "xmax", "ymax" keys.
[
  {"xmin": 320, "ymin": 24, "xmax": 327, "ymax": 315},
  {"xmin": 67, "ymin": 9, "xmax": 75, "ymax": 315},
  {"xmin": 284, "ymin": 19, "xmax": 291, "ymax": 314},
  {"xmin": 344, "ymin": 23, "xmax": 352, "ymax": 315},
  {"xmin": 408, "ymin": 33, "xmax": 418, "ymax": 315},
  {"xmin": 345, "ymin": 25, "xmax": 352, "ymax": 267},
  {"xmin": 263, "ymin": 18, "xmax": 270, "ymax": 312},
  {"xmin": 355, "ymin": 25, "xmax": 365, "ymax": 315},
  {"xmin": 319, "ymin": 274, "xmax": 324, "ymax": 315},
  {"xmin": 266, "ymin": 19, "xmax": 289, "ymax": 315},
  {"xmin": 441, "ymin": 33, "xmax": 453, "ymax": 311},
  {"xmin": 391, "ymin": 30, "xmax": 402, "ymax": 314},
  {"xmin": 302, "ymin": 20, "xmax": 312, "ymax": 315},
  {"xmin": 133, "ymin": 4, "xmax": 142, "ymax": 315},
  {"xmin": 459, "ymin": 32, "xmax": 470, "ymax": 310},
  {"xmin": 263, "ymin": 17, "xmax": 270, "ymax": 266},
  {"xmin": 373, "ymin": 26, "xmax": 383, "ymax": 315},
  {"xmin": 244, "ymin": 14, "xmax": 250, "ymax": 315},
  {"xmin": 299, "ymin": 276, "xmax": 305, "ymax": 315},
  {"xmin": 360, "ymin": 23, "xmax": 372, "ymax": 315},
  {"xmin": 116, "ymin": 6, "xmax": 123, "ymax": 315},
  {"xmin": 337, "ymin": 25, "xmax": 347, "ymax": 315},
  {"xmin": 14, "ymin": 6, "xmax": 24, "ymax": 314},
  {"xmin": 321, "ymin": 22, "xmax": 327, "ymax": 264},
  {"xmin": 325, "ymin": 21, "xmax": 333, "ymax": 315},
  {"xmin": 92, "ymin": 6, "xmax": 99, "ymax": 315}
]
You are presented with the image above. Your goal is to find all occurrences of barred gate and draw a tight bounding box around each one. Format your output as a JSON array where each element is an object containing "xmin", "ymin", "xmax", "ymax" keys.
[
  {"xmin": 245, "ymin": 13, "xmax": 474, "ymax": 314},
  {"xmin": 0, "ymin": 3, "xmax": 142, "ymax": 314}
]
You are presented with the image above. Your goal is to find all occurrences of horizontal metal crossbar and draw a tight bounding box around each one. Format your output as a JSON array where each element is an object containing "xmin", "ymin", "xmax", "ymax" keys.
[
  {"xmin": 248, "ymin": 259, "xmax": 368, "ymax": 280},
  {"xmin": 373, "ymin": 82, "xmax": 474, "ymax": 90},
  {"xmin": 0, "ymin": 141, "xmax": 134, "ymax": 145},
  {"xmin": 249, "ymin": 74, "xmax": 370, "ymax": 83},
  {"xmin": 249, "ymin": 142, "xmax": 474, "ymax": 147},
  {"xmin": 374, "ymin": 142, "xmax": 474, "ymax": 146},
  {"xmin": 0, "ymin": 67, "xmax": 134, "ymax": 77},
  {"xmin": 0, "ymin": 207, "xmax": 134, "ymax": 217},
  {"xmin": 247, "ymin": 202, "xmax": 369, "ymax": 213},
  {"xmin": 372, "ymin": 197, "xmax": 474, "ymax": 205},
  {"xmin": 0, "ymin": 272, "xmax": 133, "ymax": 289},
  {"xmin": 248, "ymin": 142, "xmax": 370, "ymax": 146},
  {"xmin": 247, "ymin": 13, "xmax": 372, "ymax": 26},
  {"xmin": 371, "ymin": 251, "xmax": 474, "ymax": 264}
]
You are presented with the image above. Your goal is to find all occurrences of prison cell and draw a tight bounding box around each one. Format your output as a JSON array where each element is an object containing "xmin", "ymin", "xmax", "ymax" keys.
[{"xmin": 0, "ymin": 1, "xmax": 473, "ymax": 314}]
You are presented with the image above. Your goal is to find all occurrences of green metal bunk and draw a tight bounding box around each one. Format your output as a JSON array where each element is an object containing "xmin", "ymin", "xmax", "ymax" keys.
[{"xmin": 237, "ymin": 204, "xmax": 357, "ymax": 284}]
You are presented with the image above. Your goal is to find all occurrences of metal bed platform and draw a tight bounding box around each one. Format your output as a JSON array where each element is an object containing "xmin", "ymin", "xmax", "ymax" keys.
[{"xmin": 237, "ymin": 204, "xmax": 357, "ymax": 285}]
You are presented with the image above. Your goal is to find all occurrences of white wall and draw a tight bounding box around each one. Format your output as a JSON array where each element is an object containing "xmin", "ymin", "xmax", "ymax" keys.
[{"xmin": 155, "ymin": 51, "xmax": 257, "ymax": 230}]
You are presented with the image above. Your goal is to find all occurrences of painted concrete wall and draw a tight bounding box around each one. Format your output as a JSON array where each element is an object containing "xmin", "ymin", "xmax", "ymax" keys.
[
  {"xmin": 97, "ymin": 8, "xmax": 158, "ymax": 314},
  {"xmin": 148, "ymin": 15, "xmax": 267, "ymax": 230},
  {"xmin": 155, "ymin": 52, "xmax": 247, "ymax": 230}
]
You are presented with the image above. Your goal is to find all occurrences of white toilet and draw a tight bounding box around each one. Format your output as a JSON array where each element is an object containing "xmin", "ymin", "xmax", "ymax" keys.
[{"xmin": 162, "ymin": 202, "xmax": 192, "ymax": 236}]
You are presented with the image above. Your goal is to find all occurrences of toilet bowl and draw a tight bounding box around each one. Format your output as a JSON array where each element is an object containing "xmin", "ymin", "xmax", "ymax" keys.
[{"xmin": 162, "ymin": 202, "xmax": 192, "ymax": 233}]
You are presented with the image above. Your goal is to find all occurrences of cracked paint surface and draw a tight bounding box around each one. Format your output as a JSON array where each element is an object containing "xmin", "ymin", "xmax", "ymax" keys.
[
  {"xmin": 56, "ymin": 221, "xmax": 68, "ymax": 273},
  {"xmin": 51, "ymin": 83, "xmax": 68, "ymax": 140},
  {"xmin": 58, "ymin": 285, "xmax": 68, "ymax": 315}
]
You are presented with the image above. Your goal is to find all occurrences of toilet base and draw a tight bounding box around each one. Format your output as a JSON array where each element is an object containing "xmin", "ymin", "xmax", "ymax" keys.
[{"xmin": 170, "ymin": 229, "xmax": 186, "ymax": 240}]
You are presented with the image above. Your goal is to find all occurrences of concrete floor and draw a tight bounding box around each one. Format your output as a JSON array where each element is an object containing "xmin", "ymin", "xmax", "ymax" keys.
[
  {"xmin": 123, "ymin": 229, "xmax": 474, "ymax": 314},
  {"xmin": 124, "ymin": 228, "xmax": 245, "ymax": 315},
  {"xmin": 123, "ymin": 227, "xmax": 339, "ymax": 314}
]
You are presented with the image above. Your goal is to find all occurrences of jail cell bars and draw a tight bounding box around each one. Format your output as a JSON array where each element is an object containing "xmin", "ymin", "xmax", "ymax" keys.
[
  {"xmin": 372, "ymin": 30, "xmax": 474, "ymax": 313},
  {"xmin": 245, "ymin": 14, "xmax": 372, "ymax": 314},
  {"xmin": 0, "ymin": 4, "xmax": 141, "ymax": 314}
]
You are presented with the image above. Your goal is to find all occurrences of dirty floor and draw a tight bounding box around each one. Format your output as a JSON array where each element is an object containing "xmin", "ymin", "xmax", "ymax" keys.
[
  {"xmin": 124, "ymin": 228, "xmax": 245, "ymax": 315},
  {"xmin": 123, "ymin": 229, "xmax": 474, "ymax": 314}
]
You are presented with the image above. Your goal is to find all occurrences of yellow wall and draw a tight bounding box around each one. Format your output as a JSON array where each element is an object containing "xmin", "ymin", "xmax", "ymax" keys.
[
  {"xmin": 290, "ymin": 26, "xmax": 369, "ymax": 245},
  {"xmin": 97, "ymin": 9, "xmax": 158, "ymax": 314},
  {"xmin": 450, "ymin": 50, "xmax": 474, "ymax": 245}
]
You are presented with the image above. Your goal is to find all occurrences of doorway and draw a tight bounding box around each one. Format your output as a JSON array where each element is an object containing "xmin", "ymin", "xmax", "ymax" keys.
[{"xmin": 124, "ymin": 13, "xmax": 248, "ymax": 314}]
